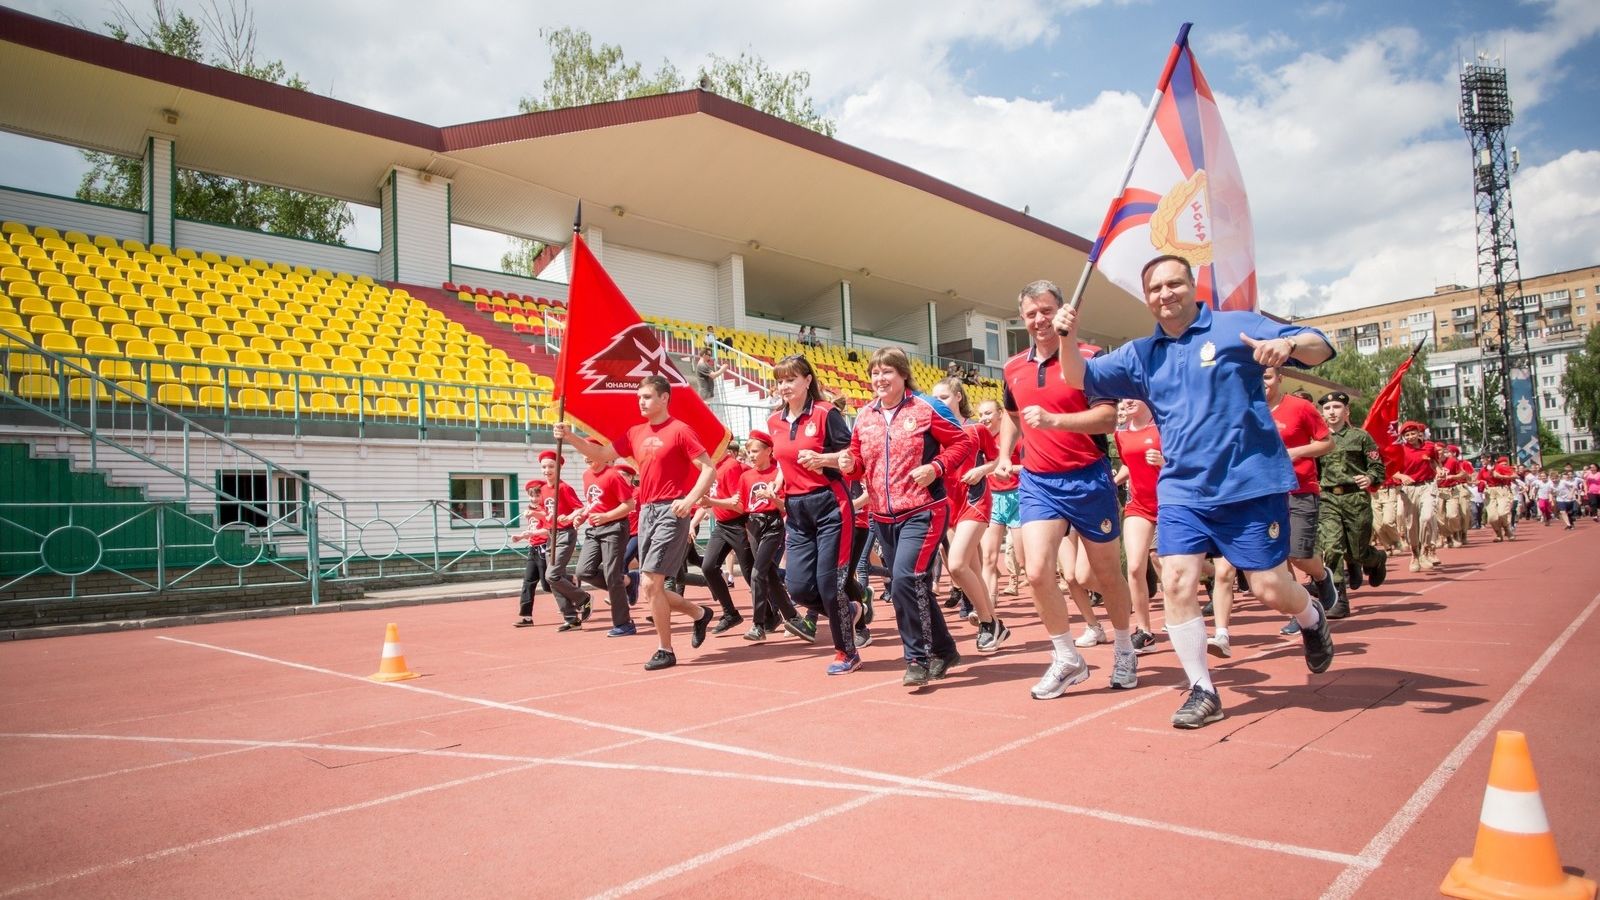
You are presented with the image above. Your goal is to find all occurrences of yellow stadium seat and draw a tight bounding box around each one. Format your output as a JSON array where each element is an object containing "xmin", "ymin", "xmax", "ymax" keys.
[
  {"xmin": 273, "ymin": 391, "xmax": 300, "ymax": 413},
  {"xmin": 19, "ymin": 297, "xmax": 52, "ymax": 316},
  {"xmin": 147, "ymin": 326, "xmax": 178, "ymax": 345},
  {"xmin": 18, "ymin": 374, "xmax": 60, "ymax": 400},
  {"xmin": 157, "ymin": 383, "xmax": 195, "ymax": 407},
  {"xmin": 196, "ymin": 385, "xmax": 227, "ymax": 408},
  {"xmin": 124, "ymin": 339, "xmax": 160, "ymax": 361},
  {"xmin": 181, "ymin": 364, "xmax": 216, "ymax": 386},
  {"xmin": 108, "ymin": 323, "xmax": 142, "ymax": 343},
  {"xmin": 67, "ymin": 377, "xmax": 112, "ymax": 402},
  {"xmin": 98, "ymin": 358, "xmax": 136, "ymax": 380},
  {"xmin": 40, "ymin": 333, "xmax": 78, "ymax": 355},
  {"xmin": 237, "ymin": 388, "xmax": 270, "ymax": 410},
  {"xmin": 83, "ymin": 335, "xmax": 118, "ymax": 358}
]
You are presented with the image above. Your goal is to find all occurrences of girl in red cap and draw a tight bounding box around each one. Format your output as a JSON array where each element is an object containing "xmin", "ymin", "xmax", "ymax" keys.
[{"xmin": 736, "ymin": 430, "xmax": 802, "ymax": 640}]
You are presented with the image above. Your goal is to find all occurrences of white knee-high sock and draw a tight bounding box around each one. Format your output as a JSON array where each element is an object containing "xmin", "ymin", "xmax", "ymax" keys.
[{"xmin": 1167, "ymin": 616, "xmax": 1213, "ymax": 693}]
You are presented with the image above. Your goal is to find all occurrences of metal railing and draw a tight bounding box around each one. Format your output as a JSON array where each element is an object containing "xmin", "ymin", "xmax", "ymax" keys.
[{"xmin": 1, "ymin": 337, "xmax": 561, "ymax": 442}]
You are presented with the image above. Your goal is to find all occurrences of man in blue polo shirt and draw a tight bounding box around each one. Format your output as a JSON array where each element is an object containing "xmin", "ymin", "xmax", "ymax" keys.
[{"xmin": 1052, "ymin": 254, "xmax": 1337, "ymax": 729}]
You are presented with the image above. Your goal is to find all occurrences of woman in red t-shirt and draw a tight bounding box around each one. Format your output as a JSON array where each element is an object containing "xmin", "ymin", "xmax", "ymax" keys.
[
  {"xmin": 1112, "ymin": 399, "xmax": 1162, "ymax": 652},
  {"xmin": 930, "ymin": 377, "xmax": 1009, "ymax": 654}
]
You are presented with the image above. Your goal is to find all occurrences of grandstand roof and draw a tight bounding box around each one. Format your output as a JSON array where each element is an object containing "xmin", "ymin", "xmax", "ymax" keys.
[{"xmin": 0, "ymin": 6, "xmax": 1151, "ymax": 343}]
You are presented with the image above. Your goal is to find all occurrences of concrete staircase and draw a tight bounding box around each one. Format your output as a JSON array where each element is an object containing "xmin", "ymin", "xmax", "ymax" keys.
[{"xmin": 397, "ymin": 282, "xmax": 559, "ymax": 377}]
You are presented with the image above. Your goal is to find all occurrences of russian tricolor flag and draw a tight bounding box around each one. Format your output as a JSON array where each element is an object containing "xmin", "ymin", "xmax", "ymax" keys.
[{"xmin": 1088, "ymin": 23, "xmax": 1256, "ymax": 312}]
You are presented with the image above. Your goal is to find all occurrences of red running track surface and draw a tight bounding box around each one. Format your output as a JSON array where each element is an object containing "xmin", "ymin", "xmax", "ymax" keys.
[{"xmin": 0, "ymin": 526, "xmax": 1596, "ymax": 898}]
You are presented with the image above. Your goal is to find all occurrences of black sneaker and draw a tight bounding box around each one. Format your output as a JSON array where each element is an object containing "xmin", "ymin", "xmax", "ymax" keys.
[
  {"xmin": 742, "ymin": 625, "xmax": 766, "ymax": 642},
  {"xmin": 644, "ymin": 649, "xmax": 676, "ymax": 671},
  {"xmin": 557, "ymin": 618, "xmax": 582, "ymax": 632},
  {"xmin": 928, "ymin": 650, "xmax": 961, "ymax": 680},
  {"xmin": 1171, "ymin": 684, "xmax": 1224, "ymax": 729},
  {"xmin": 1131, "ymin": 627, "xmax": 1157, "ymax": 653},
  {"xmin": 944, "ymin": 587, "xmax": 964, "ymax": 610},
  {"xmin": 1301, "ymin": 601, "xmax": 1334, "ymax": 674},
  {"xmin": 711, "ymin": 612, "xmax": 743, "ymax": 635},
  {"xmin": 782, "ymin": 615, "xmax": 818, "ymax": 643},
  {"xmin": 976, "ymin": 620, "xmax": 996, "ymax": 653},
  {"xmin": 1365, "ymin": 549, "xmax": 1388, "ymax": 588},
  {"xmin": 903, "ymin": 661, "xmax": 931, "ymax": 687},
  {"xmin": 514, "ymin": 618, "xmax": 534, "ymax": 628},
  {"xmin": 1089, "ymin": 590, "xmax": 1104, "ymax": 607},
  {"xmin": 579, "ymin": 598, "xmax": 594, "ymax": 622},
  {"xmin": 1201, "ymin": 600, "xmax": 1215, "ymax": 617},
  {"xmin": 1347, "ymin": 559, "xmax": 1364, "ymax": 590},
  {"xmin": 691, "ymin": 606, "xmax": 714, "ymax": 649},
  {"xmin": 957, "ymin": 595, "xmax": 974, "ymax": 622},
  {"xmin": 1327, "ymin": 585, "xmax": 1351, "ymax": 620},
  {"xmin": 854, "ymin": 626, "xmax": 873, "ymax": 649}
]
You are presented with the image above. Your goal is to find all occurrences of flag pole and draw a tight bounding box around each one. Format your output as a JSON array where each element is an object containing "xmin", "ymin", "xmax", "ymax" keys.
[
  {"xmin": 547, "ymin": 202, "xmax": 582, "ymax": 576},
  {"xmin": 1063, "ymin": 22, "xmax": 1193, "ymax": 315}
]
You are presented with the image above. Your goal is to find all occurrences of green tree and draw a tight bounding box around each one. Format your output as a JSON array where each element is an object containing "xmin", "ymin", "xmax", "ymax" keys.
[
  {"xmin": 1309, "ymin": 344, "xmax": 1430, "ymax": 425},
  {"xmin": 1451, "ymin": 374, "xmax": 1509, "ymax": 455},
  {"xmin": 75, "ymin": 0, "xmax": 352, "ymax": 244},
  {"xmin": 502, "ymin": 28, "xmax": 836, "ymax": 276},
  {"xmin": 1559, "ymin": 326, "xmax": 1600, "ymax": 433}
]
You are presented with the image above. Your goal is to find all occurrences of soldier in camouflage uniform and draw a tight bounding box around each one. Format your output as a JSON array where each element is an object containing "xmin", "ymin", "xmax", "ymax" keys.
[{"xmin": 1315, "ymin": 391, "xmax": 1388, "ymax": 618}]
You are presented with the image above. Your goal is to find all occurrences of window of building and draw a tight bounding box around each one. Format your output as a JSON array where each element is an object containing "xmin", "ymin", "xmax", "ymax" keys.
[
  {"xmin": 1543, "ymin": 394, "xmax": 1557, "ymax": 409},
  {"xmin": 1577, "ymin": 439, "xmax": 1590, "ymax": 452},
  {"xmin": 1541, "ymin": 354, "xmax": 1554, "ymax": 365},
  {"xmin": 216, "ymin": 469, "xmax": 308, "ymax": 528},
  {"xmin": 1542, "ymin": 375, "xmax": 1556, "ymax": 386},
  {"xmin": 1577, "ymin": 288, "xmax": 1587, "ymax": 299},
  {"xmin": 985, "ymin": 320, "xmax": 1000, "ymax": 363},
  {"xmin": 1383, "ymin": 336, "xmax": 1393, "ymax": 347},
  {"xmin": 448, "ymin": 473, "xmax": 514, "ymax": 525}
]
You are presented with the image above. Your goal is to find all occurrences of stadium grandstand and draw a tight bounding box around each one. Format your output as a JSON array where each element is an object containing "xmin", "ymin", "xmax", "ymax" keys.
[{"xmin": 0, "ymin": 6, "xmax": 1149, "ymax": 622}]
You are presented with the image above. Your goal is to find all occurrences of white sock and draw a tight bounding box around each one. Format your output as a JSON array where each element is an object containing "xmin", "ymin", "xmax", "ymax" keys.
[
  {"xmin": 1113, "ymin": 627, "xmax": 1133, "ymax": 653},
  {"xmin": 1214, "ymin": 627, "xmax": 1229, "ymax": 641},
  {"xmin": 1167, "ymin": 617, "xmax": 1214, "ymax": 693},
  {"xmin": 1293, "ymin": 586, "xmax": 1323, "ymax": 630},
  {"xmin": 1049, "ymin": 632, "xmax": 1083, "ymax": 667}
]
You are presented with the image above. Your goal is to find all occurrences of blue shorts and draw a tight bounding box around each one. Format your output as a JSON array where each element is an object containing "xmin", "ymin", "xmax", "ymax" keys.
[
  {"xmin": 989, "ymin": 489, "xmax": 1020, "ymax": 528},
  {"xmin": 1018, "ymin": 459, "xmax": 1122, "ymax": 543},
  {"xmin": 1156, "ymin": 493, "xmax": 1290, "ymax": 571}
]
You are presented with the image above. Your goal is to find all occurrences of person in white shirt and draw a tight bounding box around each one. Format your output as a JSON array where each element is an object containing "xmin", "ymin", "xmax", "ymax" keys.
[{"xmin": 1554, "ymin": 469, "xmax": 1581, "ymax": 530}]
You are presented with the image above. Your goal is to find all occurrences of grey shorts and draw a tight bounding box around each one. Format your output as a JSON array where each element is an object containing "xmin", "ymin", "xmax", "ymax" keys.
[
  {"xmin": 1288, "ymin": 493, "xmax": 1320, "ymax": 559},
  {"xmin": 638, "ymin": 501, "xmax": 692, "ymax": 576}
]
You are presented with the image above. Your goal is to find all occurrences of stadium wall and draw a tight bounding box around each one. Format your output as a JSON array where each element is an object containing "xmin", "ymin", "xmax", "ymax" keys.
[
  {"xmin": 0, "ymin": 186, "xmax": 144, "ymax": 243},
  {"xmin": 0, "ymin": 427, "xmax": 581, "ymax": 556},
  {"xmin": 450, "ymin": 265, "xmax": 570, "ymax": 304},
  {"xmin": 605, "ymin": 241, "xmax": 718, "ymax": 324},
  {"xmin": 175, "ymin": 219, "xmax": 380, "ymax": 277}
]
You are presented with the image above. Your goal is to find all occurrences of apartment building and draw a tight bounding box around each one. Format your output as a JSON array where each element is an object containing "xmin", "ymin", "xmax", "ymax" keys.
[{"xmin": 1294, "ymin": 264, "xmax": 1599, "ymax": 454}]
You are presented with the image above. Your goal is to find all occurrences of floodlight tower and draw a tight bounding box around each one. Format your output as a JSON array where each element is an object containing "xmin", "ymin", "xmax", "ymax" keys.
[{"xmin": 1459, "ymin": 57, "xmax": 1536, "ymax": 456}]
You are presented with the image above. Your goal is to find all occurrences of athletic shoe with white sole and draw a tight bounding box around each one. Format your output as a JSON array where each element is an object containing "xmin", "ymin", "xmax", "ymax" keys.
[
  {"xmin": 1074, "ymin": 622, "xmax": 1106, "ymax": 648},
  {"xmin": 1131, "ymin": 627, "xmax": 1158, "ymax": 653},
  {"xmin": 1206, "ymin": 632, "xmax": 1232, "ymax": 658},
  {"xmin": 1030, "ymin": 655, "xmax": 1090, "ymax": 700},
  {"xmin": 1171, "ymin": 684, "xmax": 1223, "ymax": 728},
  {"xmin": 1109, "ymin": 646, "xmax": 1138, "ymax": 690},
  {"xmin": 826, "ymin": 651, "xmax": 862, "ymax": 676}
]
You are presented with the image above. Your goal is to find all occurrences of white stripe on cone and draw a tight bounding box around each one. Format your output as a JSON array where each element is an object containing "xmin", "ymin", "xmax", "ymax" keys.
[
  {"xmin": 1479, "ymin": 784, "xmax": 1552, "ymax": 835},
  {"xmin": 382, "ymin": 643, "xmax": 404, "ymax": 659}
]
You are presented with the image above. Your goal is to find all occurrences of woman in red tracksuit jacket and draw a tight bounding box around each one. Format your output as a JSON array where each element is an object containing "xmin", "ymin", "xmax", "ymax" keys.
[{"xmin": 845, "ymin": 347, "xmax": 974, "ymax": 687}]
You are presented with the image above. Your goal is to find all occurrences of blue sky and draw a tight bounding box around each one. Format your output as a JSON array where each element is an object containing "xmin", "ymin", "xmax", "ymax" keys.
[{"xmin": 4, "ymin": 0, "xmax": 1597, "ymax": 317}]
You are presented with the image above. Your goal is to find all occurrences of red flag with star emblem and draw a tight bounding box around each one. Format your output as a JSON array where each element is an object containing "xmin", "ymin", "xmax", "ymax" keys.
[
  {"xmin": 1360, "ymin": 350, "xmax": 1418, "ymax": 480},
  {"xmin": 554, "ymin": 234, "xmax": 730, "ymax": 459}
]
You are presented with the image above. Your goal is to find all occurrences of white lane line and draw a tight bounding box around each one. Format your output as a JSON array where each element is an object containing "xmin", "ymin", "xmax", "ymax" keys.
[
  {"xmin": 1320, "ymin": 589, "xmax": 1600, "ymax": 900},
  {"xmin": 863, "ymin": 699, "xmax": 1026, "ymax": 720},
  {"xmin": 0, "ymin": 732, "xmax": 975, "ymax": 801},
  {"xmin": 685, "ymin": 679, "xmax": 802, "ymax": 695},
  {"xmin": 0, "ymin": 761, "xmax": 546, "ymax": 899},
  {"xmin": 587, "ymin": 689, "xmax": 1365, "ymax": 900},
  {"xmin": 154, "ymin": 635, "xmax": 995, "ymax": 800},
  {"xmin": 1122, "ymin": 726, "xmax": 1373, "ymax": 760}
]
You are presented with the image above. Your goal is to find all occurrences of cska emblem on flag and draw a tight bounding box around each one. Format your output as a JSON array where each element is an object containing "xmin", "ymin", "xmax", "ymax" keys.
[{"xmin": 577, "ymin": 323, "xmax": 690, "ymax": 394}]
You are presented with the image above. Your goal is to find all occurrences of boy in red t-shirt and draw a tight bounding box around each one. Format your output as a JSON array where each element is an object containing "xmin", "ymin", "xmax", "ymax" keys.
[
  {"xmin": 512, "ymin": 477, "xmax": 552, "ymax": 626},
  {"xmin": 556, "ymin": 375, "xmax": 719, "ymax": 671},
  {"xmin": 1261, "ymin": 367, "xmax": 1335, "ymax": 637},
  {"xmin": 576, "ymin": 457, "xmax": 638, "ymax": 636},
  {"xmin": 1392, "ymin": 421, "xmax": 1441, "ymax": 571},
  {"xmin": 535, "ymin": 450, "xmax": 594, "ymax": 630}
]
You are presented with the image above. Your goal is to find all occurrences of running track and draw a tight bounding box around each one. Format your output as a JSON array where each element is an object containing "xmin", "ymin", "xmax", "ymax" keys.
[{"xmin": 1, "ymin": 526, "xmax": 1596, "ymax": 898}]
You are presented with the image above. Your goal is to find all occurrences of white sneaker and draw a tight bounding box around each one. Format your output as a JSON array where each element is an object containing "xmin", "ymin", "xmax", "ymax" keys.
[
  {"xmin": 1030, "ymin": 655, "xmax": 1089, "ymax": 700},
  {"xmin": 1207, "ymin": 632, "xmax": 1232, "ymax": 658},
  {"xmin": 1109, "ymin": 647, "xmax": 1138, "ymax": 690},
  {"xmin": 1074, "ymin": 623, "xmax": 1106, "ymax": 648}
]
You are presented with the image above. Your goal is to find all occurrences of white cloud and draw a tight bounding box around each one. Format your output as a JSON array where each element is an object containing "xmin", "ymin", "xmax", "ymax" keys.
[{"xmin": 1202, "ymin": 28, "xmax": 1296, "ymax": 62}]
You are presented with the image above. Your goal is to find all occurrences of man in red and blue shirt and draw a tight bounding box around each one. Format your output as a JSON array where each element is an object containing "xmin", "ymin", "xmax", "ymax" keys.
[{"xmin": 994, "ymin": 280, "xmax": 1139, "ymax": 702}]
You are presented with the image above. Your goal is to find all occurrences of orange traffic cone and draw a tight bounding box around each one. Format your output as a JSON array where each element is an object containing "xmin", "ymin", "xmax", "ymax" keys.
[
  {"xmin": 1441, "ymin": 731, "xmax": 1596, "ymax": 900},
  {"xmin": 368, "ymin": 622, "xmax": 420, "ymax": 683}
]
